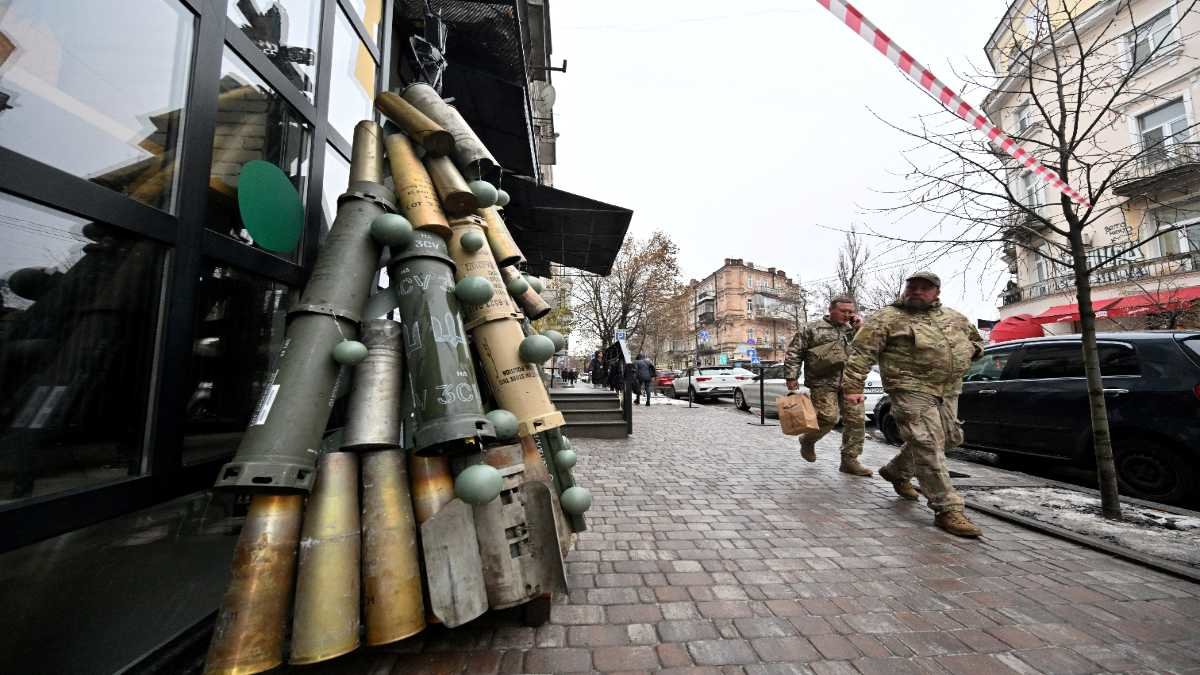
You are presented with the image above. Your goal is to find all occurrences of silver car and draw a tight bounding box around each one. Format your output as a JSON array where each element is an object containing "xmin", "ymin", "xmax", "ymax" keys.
[{"xmin": 733, "ymin": 365, "xmax": 885, "ymax": 417}]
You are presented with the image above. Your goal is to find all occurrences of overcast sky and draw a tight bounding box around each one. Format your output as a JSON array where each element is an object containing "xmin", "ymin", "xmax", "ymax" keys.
[{"xmin": 550, "ymin": 0, "xmax": 1011, "ymax": 322}]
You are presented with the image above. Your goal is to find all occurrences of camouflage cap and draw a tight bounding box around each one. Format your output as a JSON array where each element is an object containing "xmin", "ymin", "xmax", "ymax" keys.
[{"xmin": 905, "ymin": 271, "xmax": 941, "ymax": 287}]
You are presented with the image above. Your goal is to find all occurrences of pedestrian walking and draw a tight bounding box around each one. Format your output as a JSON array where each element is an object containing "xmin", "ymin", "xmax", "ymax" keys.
[
  {"xmin": 842, "ymin": 271, "xmax": 986, "ymax": 538},
  {"xmin": 589, "ymin": 351, "xmax": 605, "ymax": 389},
  {"xmin": 783, "ymin": 295, "xmax": 871, "ymax": 477},
  {"xmin": 633, "ymin": 353, "xmax": 656, "ymax": 406}
]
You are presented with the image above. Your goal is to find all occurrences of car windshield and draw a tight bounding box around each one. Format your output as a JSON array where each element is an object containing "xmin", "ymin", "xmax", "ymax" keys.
[
  {"xmin": 697, "ymin": 368, "xmax": 732, "ymax": 375},
  {"xmin": 1183, "ymin": 337, "xmax": 1200, "ymax": 362},
  {"xmin": 729, "ymin": 368, "xmax": 755, "ymax": 376}
]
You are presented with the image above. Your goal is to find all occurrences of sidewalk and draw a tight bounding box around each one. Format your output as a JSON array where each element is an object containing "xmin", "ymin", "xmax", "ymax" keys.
[{"xmin": 333, "ymin": 402, "xmax": 1200, "ymax": 674}]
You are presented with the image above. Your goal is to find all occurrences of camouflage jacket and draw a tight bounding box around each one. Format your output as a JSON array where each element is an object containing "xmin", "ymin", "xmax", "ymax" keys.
[
  {"xmin": 843, "ymin": 300, "xmax": 984, "ymax": 397},
  {"xmin": 783, "ymin": 317, "xmax": 857, "ymax": 389}
]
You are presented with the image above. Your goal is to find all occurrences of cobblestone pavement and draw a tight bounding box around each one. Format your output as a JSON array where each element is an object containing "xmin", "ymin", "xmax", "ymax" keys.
[{"xmin": 327, "ymin": 402, "xmax": 1200, "ymax": 674}]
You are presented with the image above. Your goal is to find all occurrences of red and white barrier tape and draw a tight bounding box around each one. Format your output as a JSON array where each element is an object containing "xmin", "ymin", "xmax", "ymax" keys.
[{"xmin": 815, "ymin": 0, "xmax": 1092, "ymax": 208}]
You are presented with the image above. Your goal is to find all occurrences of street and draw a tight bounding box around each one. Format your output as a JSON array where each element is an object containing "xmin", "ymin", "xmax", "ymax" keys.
[{"xmin": 332, "ymin": 398, "xmax": 1200, "ymax": 674}]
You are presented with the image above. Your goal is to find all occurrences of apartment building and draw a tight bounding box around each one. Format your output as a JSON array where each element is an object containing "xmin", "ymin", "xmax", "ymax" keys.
[
  {"xmin": 986, "ymin": 0, "xmax": 1200, "ymax": 331},
  {"xmin": 657, "ymin": 258, "xmax": 805, "ymax": 369}
]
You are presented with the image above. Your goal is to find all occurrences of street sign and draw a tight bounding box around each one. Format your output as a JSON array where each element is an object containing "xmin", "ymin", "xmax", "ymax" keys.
[
  {"xmin": 746, "ymin": 338, "xmax": 756, "ymax": 345},
  {"xmin": 615, "ymin": 328, "xmax": 627, "ymax": 341},
  {"xmin": 718, "ymin": 354, "xmax": 728, "ymax": 365},
  {"xmin": 751, "ymin": 355, "xmax": 761, "ymax": 364},
  {"xmin": 698, "ymin": 330, "xmax": 710, "ymax": 341}
]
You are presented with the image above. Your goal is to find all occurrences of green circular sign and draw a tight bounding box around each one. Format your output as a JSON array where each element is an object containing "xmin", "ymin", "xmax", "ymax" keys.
[{"xmin": 237, "ymin": 160, "xmax": 304, "ymax": 253}]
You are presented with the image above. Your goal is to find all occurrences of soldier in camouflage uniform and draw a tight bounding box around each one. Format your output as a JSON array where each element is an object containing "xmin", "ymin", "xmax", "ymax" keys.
[
  {"xmin": 842, "ymin": 272, "xmax": 986, "ymax": 537},
  {"xmin": 783, "ymin": 296, "xmax": 872, "ymax": 477}
]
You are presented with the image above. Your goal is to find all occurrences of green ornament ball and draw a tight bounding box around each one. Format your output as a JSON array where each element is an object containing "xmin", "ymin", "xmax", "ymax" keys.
[
  {"xmin": 495, "ymin": 189, "xmax": 511, "ymax": 207},
  {"xmin": 454, "ymin": 464, "xmax": 504, "ymax": 505},
  {"xmin": 518, "ymin": 334, "xmax": 556, "ymax": 364},
  {"xmin": 526, "ymin": 275, "xmax": 545, "ymax": 294},
  {"xmin": 486, "ymin": 409, "xmax": 519, "ymax": 440},
  {"xmin": 541, "ymin": 329, "xmax": 566, "ymax": 352},
  {"xmin": 332, "ymin": 340, "xmax": 369, "ymax": 365},
  {"xmin": 460, "ymin": 230, "xmax": 486, "ymax": 253},
  {"xmin": 554, "ymin": 449, "xmax": 577, "ymax": 470},
  {"xmin": 469, "ymin": 180, "xmax": 498, "ymax": 207},
  {"xmin": 560, "ymin": 486, "xmax": 592, "ymax": 514},
  {"xmin": 370, "ymin": 213, "xmax": 414, "ymax": 248},
  {"xmin": 455, "ymin": 276, "xmax": 494, "ymax": 305},
  {"xmin": 506, "ymin": 275, "xmax": 530, "ymax": 296}
]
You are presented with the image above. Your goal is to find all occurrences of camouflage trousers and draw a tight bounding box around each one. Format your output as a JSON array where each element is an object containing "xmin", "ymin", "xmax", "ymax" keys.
[
  {"xmin": 883, "ymin": 391, "xmax": 965, "ymax": 514},
  {"xmin": 799, "ymin": 387, "xmax": 864, "ymax": 459}
]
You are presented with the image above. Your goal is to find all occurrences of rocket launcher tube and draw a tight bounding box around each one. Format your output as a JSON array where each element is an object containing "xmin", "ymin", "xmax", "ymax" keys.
[
  {"xmin": 500, "ymin": 265, "xmax": 552, "ymax": 321},
  {"xmin": 342, "ymin": 320, "xmax": 403, "ymax": 451},
  {"xmin": 383, "ymin": 132, "xmax": 452, "ymax": 238},
  {"xmin": 402, "ymin": 83, "xmax": 501, "ymax": 185},
  {"xmin": 375, "ymin": 91, "xmax": 454, "ymax": 157},
  {"xmin": 478, "ymin": 206, "xmax": 526, "ymax": 267},
  {"xmin": 388, "ymin": 230, "xmax": 494, "ymax": 455},
  {"xmin": 215, "ymin": 121, "xmax": 393, "ymax": 492}
]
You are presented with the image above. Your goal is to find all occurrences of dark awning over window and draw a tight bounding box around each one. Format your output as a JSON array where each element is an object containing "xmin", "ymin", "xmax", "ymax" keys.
[{"xmin": 501, "ymin": 177, "xmax": 633, "ymax": 277}]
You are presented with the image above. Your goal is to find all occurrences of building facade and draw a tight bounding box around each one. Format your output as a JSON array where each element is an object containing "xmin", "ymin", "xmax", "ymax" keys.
[
  {"xmin": 658, "ymin": 258, "xmax": 805, "ymax": 369},
  {"xmin": 986, "ymin": 0, "xmax": 1200, "ymax": 332}
]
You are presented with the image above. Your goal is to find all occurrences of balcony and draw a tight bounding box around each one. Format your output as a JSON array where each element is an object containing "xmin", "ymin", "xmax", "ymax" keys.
[
  {"xmin": 1113, "ymin": 143, "xmax": 1200, "ymax": 196},
  {"xmin": 698, "ymin": 311, "xmax": 714, "ymax": 324},
  {"xmin": 1000, "ymin": 250, "xmax": 1200, "ymax": 306}
]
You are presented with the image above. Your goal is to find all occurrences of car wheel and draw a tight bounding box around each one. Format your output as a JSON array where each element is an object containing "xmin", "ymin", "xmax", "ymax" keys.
[
  {"xmin": 877, "ymin": 404, "xmax": 903, "ymax": 446},
  {"xmin": 670, "ymin": 387, "xmax": 679, "ymax": 399},
  {"xmin": 734, "ymin": 389, "xmax": 750, "ymax": 412},
  {"xmin": 688, "ymin": 386, "xmax": 701, "ymax": 402},
  {"xmin": 1114, "ymin": 439, "xmax": 1195, "ymax": 505}
]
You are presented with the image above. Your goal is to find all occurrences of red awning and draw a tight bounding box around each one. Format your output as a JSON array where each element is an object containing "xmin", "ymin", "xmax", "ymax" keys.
[
  {"xmin": 1032, "ymin": 297, "xmax": 1121, "ymax": 324},
  {"xmin": 1106, "ymin": 287, "xmax": 1200, "ymax": 317},
  {"xmin": 989, "ymin": 314, "xmax": 1044, "ymax": 343}
]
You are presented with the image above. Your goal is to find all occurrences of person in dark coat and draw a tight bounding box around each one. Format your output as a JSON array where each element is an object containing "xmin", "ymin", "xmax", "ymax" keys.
[
  {"xmin": 589, "ymin": 350, "xmax": 605, "ymax": 389},
  {"xmin": 633, "ymin": 353, "xmax": 656, "ymax": 406}
]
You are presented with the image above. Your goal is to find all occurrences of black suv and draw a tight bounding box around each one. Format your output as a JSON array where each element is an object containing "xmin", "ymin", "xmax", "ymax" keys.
[{"xmin": 874, "ymin": 332, "xmax": 1200, "ymax": 504}]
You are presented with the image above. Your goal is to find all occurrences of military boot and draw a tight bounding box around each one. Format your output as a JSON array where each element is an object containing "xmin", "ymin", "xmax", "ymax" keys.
[
  {"xmin": 878, "ymin": 465, "xmax": 919, "ymax": 501},
  {"xmin": 799, "ymin": 439, "xmax": 816, "ymax": 463},
  {"xmin": 838, "ymin": 457, "xmax": 872, "ymax": 477},
  {"xmin": 935, "ymin": 511, "xmax": 982, "ymax": 538}
]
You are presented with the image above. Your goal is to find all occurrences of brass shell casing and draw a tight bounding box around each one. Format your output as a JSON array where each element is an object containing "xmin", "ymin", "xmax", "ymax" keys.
[
  {"xmin": 204, "ymin": 495, "xmax": 303, "ymax": 675},
  {"xmin": 375, "ymin": 92, "xmax": 454, "ymax": 157},
  {"xmin": 471, "ymin": 318, "xmax": 565, "ymax": 437},
  {"xmin": 290, "ymin": 452, "xmax": 361, "ymax": 664},
  {"xmin": 478, "ymin": 207, "xmax": 526, "ymax": 267},
  {"xmin": 342, "ymin": 320, "xmax": 404, "ymax": 450},
  {"xmin": 425, "ymin": 155, "xmax": 477, "ymax": 217},
  {"xmin": 361, "ymin": 450, "xmax": 426, "ymax": 645},
  {"xmin": 350, "ymin": 121, "xmax": 386, "ymax": 185},
  {"xmin": 446, "ymin": 216, "xmax": 521, "ymax": 329},
  {"xmin": 408, "ymin": 454, "xmax": 454, "ymax": 524},
  {"xmin": 384, "ymin": 132, "xmax": 452, "ymax": 238},
  {"xmin": 500, "ymin": 265, "xmax": 552, "ymax": 321}
]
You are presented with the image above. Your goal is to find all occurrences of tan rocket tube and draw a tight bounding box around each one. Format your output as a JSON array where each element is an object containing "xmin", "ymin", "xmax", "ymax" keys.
[
  {"xmin": 204, "ymin": 495, "xmax": 303, "ymax": 675},
  {"xmin": 361, "ymin": 450, "xmax": 426, "ymax": 644},
  {"xmin": 384, "ymin": 132, "xmax": 452, "ymax": 238},
  {"xmin": 290, "ymin": 452, "xmax": 361, "ymax": 664},
  {"xmin": 425, "ymin": 156, "xmax": 477, "ymax": 217},
  {"xmin": 375, "ymin": 91, "xmax": 454, "ymax": 157},
  {"xmin": 500, "ymin": 265, "xmax": 552, "ymax": 320},
  {"xmin": 479, "ymin": 207, "xmax": 526, "ymax": 267},
  {"xmin": 409, "ymin": 455, "xmax": 454, "ymax": 524}
]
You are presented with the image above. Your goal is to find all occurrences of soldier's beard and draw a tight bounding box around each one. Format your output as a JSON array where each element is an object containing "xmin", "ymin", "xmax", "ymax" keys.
[{"xmin": 902, "ymin": 295, "xmax": 932, "ymax": 310}]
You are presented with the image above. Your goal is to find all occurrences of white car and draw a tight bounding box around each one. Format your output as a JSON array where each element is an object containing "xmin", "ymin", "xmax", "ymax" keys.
[
  {"xmin": 733, "ymin": 365, "xmax": 885, "ymax": 417},
  {"xmin": 669, "ymin": 366, "xmax": 748, "ymax": 401}
]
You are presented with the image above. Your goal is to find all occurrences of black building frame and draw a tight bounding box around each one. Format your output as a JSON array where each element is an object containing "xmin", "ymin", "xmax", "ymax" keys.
[{"xmin": 0, "ymin": 0, "xmax": 396, "ymax": 550}]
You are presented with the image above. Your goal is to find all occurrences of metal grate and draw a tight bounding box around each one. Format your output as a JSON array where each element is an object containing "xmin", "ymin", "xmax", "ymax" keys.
[{"xmin": 397, "ymin": 0, "xmax": 527, "ymax": 85}]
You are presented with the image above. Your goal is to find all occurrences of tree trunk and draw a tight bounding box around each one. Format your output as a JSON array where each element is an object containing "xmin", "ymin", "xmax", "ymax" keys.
[{"xmin": 1068, "ymin": 225, "xmax": 1123, "ymax": 520}]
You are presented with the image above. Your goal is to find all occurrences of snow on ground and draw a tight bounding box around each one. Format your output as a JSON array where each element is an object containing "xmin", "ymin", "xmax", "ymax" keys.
[{"xmin": 964, "ymin": 486, "xmax": 1200, "ymax": 567}]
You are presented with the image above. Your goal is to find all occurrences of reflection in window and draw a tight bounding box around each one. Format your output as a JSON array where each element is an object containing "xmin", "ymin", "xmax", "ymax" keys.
[
  {"xmin": 184, "ymin": 263, "xmax": 290, "ymax": 466},
  {"xmin": 343, "ymin": 0, "xmax": 383, "ymax": 46},
  {"xmin": 328, "ymin": 6, "xmax": 377, "ymax": 143},
  {"xmin": 207, "ymin": 50, "xmax": 310, "ymax": 260},
  {"xmin": 0, "ymin": 0, "xmax": 194, "ymax": 211},
  {"xmin": 228, "ymin": 0, "xmax": 320, "ymax": 100},
  {"xmin": 0, "ymin": 192, "xmax": 163, "ymax": 502},
  {"xmin": 320, "ymin": 143, "xmax": 351, "ymax": 241}
]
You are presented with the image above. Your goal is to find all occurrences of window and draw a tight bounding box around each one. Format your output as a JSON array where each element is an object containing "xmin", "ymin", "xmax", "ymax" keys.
[
  {"xmin": 964, "ymin": 349, "xmax": 1016, "ymax": 382},
  {"xmin": 1098, "ymin": 345, "xmax": 1140, "ymax": 377},
  {"xmin": 328, "ymin": 6, "xmax": 378, "ymax": 144},
  {"xmin": 343, "ymin": 0, "xmax": 384, "ymax": 46},
  {"xmin": 0, "ymin": 0, "xmax": 195, "ymax": 212},
  {"xmin": 1014, "ymin": 343, "xmax": 1140, "ymax": 379},
  {"xmin": 1146, "ymin": 201, "xmax": 1200, "ymax": 257},
  {"xmin": 1130, "ymin": 9, "xmax": 1175, "ymax": 70},
  {"xmin": 320, "ymin": 144, "xmax": 352, "ymax": 241},
  {"xmin": 747, "ymin": 328, "xmax": 755, "ymax": 342},
  {"xmin": 1138, "ymin": 99, "xmax": 1189, "ymax": 164},
  {"xmin": 1035, "ymin": 243, "xmax": 1065, "ymax": 283},
  {"xmin": 1019, "ymin": 170, "xmax": 1043, "ymax": 209},
  {"xmin": 0, "ymin": 192, "xmax": 166, "ymax": 503},
  {"xmin": 228, "ymin": 0, "xmax": 321, "ymax": 101},
  {"xmin": 1016, "ymin": 104, "xmax": 1034, "ymax": 133}
]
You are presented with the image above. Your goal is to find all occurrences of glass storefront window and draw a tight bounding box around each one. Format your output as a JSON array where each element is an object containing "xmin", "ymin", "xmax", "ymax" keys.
[
  {"xmin": 0, "ymin": 192, "xmax": 164, "ymax": 504},
  {"xmin": 328, "ymin": 6, "xmax": 377, "ymax": 143},
  {"xmin": 319, "ymin": 143, "xmax": 351, "ymax": 241},
  {"xmin": 343, "ymin": 0, "xmax": 384, "ymax": 46},
  {"xmin": 227, "ymin": 0, "xmax": 320, "ymax": 101},
  {"xmin": 208, "ymin": 50, "xmax": 311, "ymax": 261},
  {"xmin": 0, "ymin": 0, "xmax": 195, "ymax": 212},
  {"xmin": 184, "ymin": 262, "xmax": 291, "ymax": 466}
]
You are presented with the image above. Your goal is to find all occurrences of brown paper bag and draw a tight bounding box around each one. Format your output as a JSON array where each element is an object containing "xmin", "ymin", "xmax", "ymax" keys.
[{"xmin": 777, "ymin": 393, "xmax": 819, "ymax": 436}]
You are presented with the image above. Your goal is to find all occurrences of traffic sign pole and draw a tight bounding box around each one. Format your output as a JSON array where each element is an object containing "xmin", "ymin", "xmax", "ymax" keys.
[{"xmin": 747, "ymin": 363, "xmax": 777, "ymax": 427}]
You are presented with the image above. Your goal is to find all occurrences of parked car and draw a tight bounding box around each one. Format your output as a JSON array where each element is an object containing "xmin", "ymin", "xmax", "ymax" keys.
[
  {"xmin": 669, "ymin": 366, "xmax": 741, "ymax": 401},
  {"xmin": 872, "ymin": 332, "xmax": 1200, "ymax": 504},
  {"xmin": 654, "ymin": 370, "xmax": 680, "ymax": 394},
  {"xmin": 733, "ymin": 365, "xmax": 884, "ymax": 417}
]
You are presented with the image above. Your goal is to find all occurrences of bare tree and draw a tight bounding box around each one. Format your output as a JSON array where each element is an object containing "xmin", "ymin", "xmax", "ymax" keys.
[
  {"xmin": 570, "ymin": 231, "xmax": 682, "ymax": 352},
  {"xmin": 835, "ymin": 229, "xmax": 872, "ymax": 302},
  {"xmin": 859, "ymin": 267, "xmax": 910, "ymax": 315},
  {"xmin": 874, "ymin": 0, "xmax": 1200, "ymax": 519}
]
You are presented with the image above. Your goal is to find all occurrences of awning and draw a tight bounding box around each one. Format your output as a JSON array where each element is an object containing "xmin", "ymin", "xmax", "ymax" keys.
[
  {"xmin": 989, "ymin": 313, "xmax": 1044, "ymax": 343},
  {"xmin": 1032, "ymin": 297, "xmax": 1121, "ymax": 324},
  {"xmin": 1106, "ymin": 287, "xmax": 1200, "ymax": 317},
  {"xmin": 501, "ymin": 177, "xmax": 633, "ymax": 277}
]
